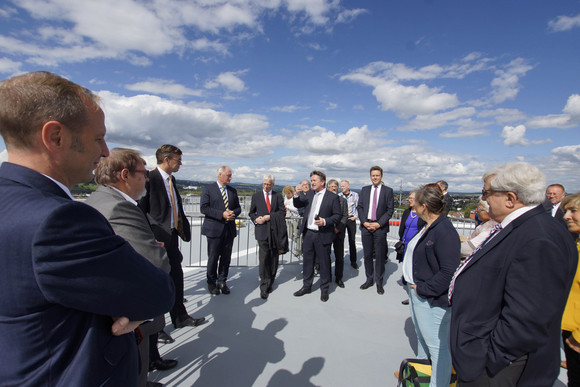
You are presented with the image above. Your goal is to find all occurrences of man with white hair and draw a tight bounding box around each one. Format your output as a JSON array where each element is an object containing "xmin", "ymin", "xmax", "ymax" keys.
[{"xmin": 449, "ymin": 162, "xmax": 577, "ymax": 386}]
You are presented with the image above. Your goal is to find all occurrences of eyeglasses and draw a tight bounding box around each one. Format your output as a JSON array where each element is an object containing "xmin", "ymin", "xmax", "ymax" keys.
[
  {"xmin": 481, "ymin": 189, "xmax": 509, "ymax": 197},
  {"xmin": 169, "ymin": 157, "xmax": 182, "ymax": 164},
  {"xmin": 133, "ymin": 169, "xmax": 148, "ymax": 177}
]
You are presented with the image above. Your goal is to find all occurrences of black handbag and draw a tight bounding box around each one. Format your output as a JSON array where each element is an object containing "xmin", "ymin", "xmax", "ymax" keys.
[{"xmin": 394, "ymin": 240, "xmax": 405, "ymax": 255}]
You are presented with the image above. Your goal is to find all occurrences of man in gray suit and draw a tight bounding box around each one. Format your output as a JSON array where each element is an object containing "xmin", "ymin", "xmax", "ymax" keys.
[{"xmin": 86, "ymin": 148, "xmax": 177, "ymax": 386}]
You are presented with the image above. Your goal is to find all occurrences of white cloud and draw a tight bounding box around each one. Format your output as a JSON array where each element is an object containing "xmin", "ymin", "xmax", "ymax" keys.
[
  {"xmin": 399, "ymin": 107, "xmax": 476, "ymax": 131},
  {"xmin": 0, "ymin": 57, "xmax": 21, "ymax": 74},
  {"xmin": 548, "ymin": 13, "xmax": 580, "ymax": 32},
  {"xmin": 126, "ymin": 79, "xmax": 203, "ymax": 98},
  {"xmin": 527, "ymin": 94, "xmax": 580, "ymax": 129},
  {"xmin": 552, "ymin": 144, "xmax": 580, "ymax": 162},
  {"xmin": 488, "ymin": 58, "xmax": 534, "ymax": 104},
  {"xmin": 205, "ymin": 71, "xmax": 247, "ymax": 92},
  {"xmin": 97, "ymin": 91, "xmax": 269, "ymax": 154},
  {"xmin": 271, "ymin": 104, "xmax": 309, "ymax": 113},
  {"xmin": 373, "ymin": 81, "xmax": 458, "ymax": 117},
  {"xmin": 501, "ymin": 124, "xmax": 550, "ymax": 146}
]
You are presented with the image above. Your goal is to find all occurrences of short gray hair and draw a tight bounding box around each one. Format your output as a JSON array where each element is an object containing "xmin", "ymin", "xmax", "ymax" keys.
[
  {"xmin": 262, "ymin": 174, "xmax": 275, "ymax": 184},
  {"xmin": 217, "ymin": 165, "xmax": 231, "ymax": 176},
  {"xmin": 482, "ymin": 162, "xmax": 546, "ymax": 205}
]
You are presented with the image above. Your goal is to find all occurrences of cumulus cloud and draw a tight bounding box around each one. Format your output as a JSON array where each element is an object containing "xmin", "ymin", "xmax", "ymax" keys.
[
  {"xmin": 205, "ymin": 70, "xmax": 247, "ymax": 92},
  {"xmin": 527, "ymin": 94, "xmax": 580, "ymax": 129},
  {"xmin": 548, "ymin": 13, "xmax": 580, "ymax": 32},
  {"xmin": 501, "ymin": 124, "xmax": 550, "ymax": 146},
  {"xmin": 0, "ymin": 0, "xmax": 361, "ymax": 66},
  {"xmin": 488, "ymin": 58, "xmax": 534, "ymax": 104},
  {"xmin": 97, "ymin": 91, "xmax": 270, "ymax": 154},
  {"xmin": 126, "ymin": 79, "xmax": 203, "ymax": 98},
  {"xmin": 0, "ymin": 57, "xmax": 21, "ymax": 74}
]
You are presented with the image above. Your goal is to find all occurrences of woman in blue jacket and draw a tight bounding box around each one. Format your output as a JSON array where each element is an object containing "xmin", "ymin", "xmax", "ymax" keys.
[{"xmin": 401, "ymin": 184, "xmax": 460, "ymax": 386}]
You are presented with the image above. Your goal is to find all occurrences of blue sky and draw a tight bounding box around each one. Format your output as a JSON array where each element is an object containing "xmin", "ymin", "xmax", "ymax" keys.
[{"xmin": 1, "ymin": 0, "xmax": 579, "ymax": 192}]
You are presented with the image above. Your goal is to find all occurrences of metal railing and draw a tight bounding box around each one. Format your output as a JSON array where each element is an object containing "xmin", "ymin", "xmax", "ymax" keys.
[{"xmin": 180, "ymin": 209, "xmax": 476, "ymax": 267}]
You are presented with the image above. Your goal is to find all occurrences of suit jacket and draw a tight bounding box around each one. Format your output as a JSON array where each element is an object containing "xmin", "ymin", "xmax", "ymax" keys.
[
  {"xmin": 0, "ymin": 162, "xmax": 175, "ymax": 387},
  {"xmin": 200, "ymin": 182, "xmax": 242, "ymax": 238},
  {"xmin": 293, "ymin": 190, "xmax": 341, "ymax": 245},
  {"xmin": 450, "ymin": 205, "xmax": 577, "ymax": 384},
  {"xmin": 139, "ymin": 168, "xmax": 191, "ymax": 244},
  {"xmin": 357, "ymin": 184, "xmax": 395, "ymax": 232},
  {"xmin": 411, "ymin": 216, "xmax": 460, "ymax": 308},
  {"xmin": 543, "ymin": 198, "xmax": 577, "ymax": 240},
  {"xmin": 249, "ymin": 190, "xmax": 284, "ymax": 241},
  {"xmin": 336, "ymin": 195, "xmax": 348, "ymax": 233},
  {"xmin": 86, "ymin": 185, "xmax": 171, "ymax": 274}
]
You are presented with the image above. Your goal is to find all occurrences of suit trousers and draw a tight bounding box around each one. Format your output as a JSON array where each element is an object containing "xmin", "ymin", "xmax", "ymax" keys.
[
  {"xmin": 332, "ymin": 228, "xmax": 345, "ymax": 281},
  {"xmin": 361, "ymin": 227, "xmax": 387, "ymax": 284},
  {"xmin": 206, "ymin": 226, "xmax": 235, "ymax": 285},
  {"xmin": 167, "ymin": 230, "xmax": 187, "ymax": 324},
  {"xmin": 258, "ymin": 240, "xmax": 279, "ymax": 293},
  {"xmin": 302, "ymin": 230, "xmax": 332, "ymax": 292},
  {"xmin": 458, "ymin": 356, "xmax": 527, "ymax": 386},
  {"xmin": 345, "ymin": 219, "xmax": 357, "ymax": 263}
]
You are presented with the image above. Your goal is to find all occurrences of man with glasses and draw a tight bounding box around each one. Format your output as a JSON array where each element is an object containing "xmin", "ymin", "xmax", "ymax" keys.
[
  {"xmin": 140, "ymin": 145, "xmax": 205, "ymax": 335},
  {"xmin": 449, "ymin": 162, "xmax": 576, "ymax": 386},
  {"xmin": 86, "ymin": 148, "xmax": 174, "ymax": 386}
]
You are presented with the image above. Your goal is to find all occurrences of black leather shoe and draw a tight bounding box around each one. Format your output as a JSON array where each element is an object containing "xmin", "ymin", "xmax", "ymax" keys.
[
  {"xmin": 293, "ymin": 287, "xmax": 311, "ymax": 297},
  {"xmin": 360, "ymin": 281, "xmax": 374, "ymax": 290},
  {"xmin": 377, "ymin": 285, "xmax": 385, "ymax": 295},
  {"xmin": 174, "ymin": 316, "xmax": 206, "ymax": 329},
  {"xmin": 260, "ymin": 291, "xmax": 268, "ymax": 299},
  {"xmin": 218, "ymin": 283, "xmax": 230, "ymax": 294},
  {"xmin": 208, "ymin": 284, "xmax": 220, "ymax": 295},
  {"xmin": 149, "ymin": 358, "xmax": 178, "ymax": 372},
  {"xmin": 351, "ymin": 262, "xmax": 358, "ymax": 269},
  {"xmin": 321, "ymin": 291, "xmax": 329, "ymax": 302},
  {"xmin": 146, "ymin": 381, "xmax": 163, "ymax": 387},
  {"xmin": 336, "ymin": 279, "xmax": 345, "ymax": 288},
  {"xmin": 401, "ymin": 298, "xmax": 409, "ymax": 305},
  {"xmin": 157, "ymin": 330, "xmax": 174, "ymax": 344},
  {"xmin": 183, "ymin": 297, "xmax": 188, "ymax": 303}
]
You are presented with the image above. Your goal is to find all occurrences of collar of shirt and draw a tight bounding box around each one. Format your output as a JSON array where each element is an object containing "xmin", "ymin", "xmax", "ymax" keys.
[
  {"xmin": 500, "ymin": 204, "xmax": 538, "ymax": 228},
  {"xmin": 157, "ymin": 166, "xmax": 171, "ymax": 181},
  {"xmin": 109, "ymin": 186, "xmax": 137, "ymax": 205},
  {"xmin": 42, "ymin": 174, "xmax": 74, "ymax": 200}
]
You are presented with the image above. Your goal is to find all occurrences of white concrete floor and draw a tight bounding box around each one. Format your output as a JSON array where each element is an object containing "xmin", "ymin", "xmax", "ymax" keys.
[{"xmin": 148, "ymin": 259, "xmax": 568, "ymax": 386}]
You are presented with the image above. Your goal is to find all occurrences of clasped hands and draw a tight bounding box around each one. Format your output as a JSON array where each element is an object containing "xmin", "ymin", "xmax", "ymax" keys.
[
  {"xmin": 222, "ymin": 209, "xmax": 236, "ymax": 222},
  {"xmin": 364, "ymin": 221, "xmax": 380, "ymax": 232},
  {"xmin": 255, "ymin": 214, "xmax": 271, "ymax": 224}
]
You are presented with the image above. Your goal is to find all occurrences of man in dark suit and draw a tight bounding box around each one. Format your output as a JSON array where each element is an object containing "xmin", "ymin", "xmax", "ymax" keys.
[
  {"xmin": 249, "ymin": 174, "xmax": 287, "ymax": 299},
  {"xmin": 293, "ymin": 170, "xmax": 341, "ymax": 302},
  {"xmin": 0, "ymin": 71, "xmax": 175, "ymax": 386},
  {"xmin": 139, "ymin": 145, "xmax": 205, "ymax": 331},
  {"xmin": 86, "ymin": 148, "xmax": 177, "ymax": 386},
  {"xmin": 356, "ymin": 166, "xmax": 394, "ymax": 295},
  {"xmin": 327, "ymin": 179, "xmax": 348, "ymax": 288},
  {"xmin": 543, "ymin": 184, "xmax": 577, "ymax": 241},
  {"xmin": 449, "ymin": 162, "xmax": 577, "ymax": 386},
  {"xmin": 437, "ymin": 180, "xmax": 453, "ymax": 216},
  {"xmin": 201, "ymin": 165, "xmax": 242, "ymax": 295}
]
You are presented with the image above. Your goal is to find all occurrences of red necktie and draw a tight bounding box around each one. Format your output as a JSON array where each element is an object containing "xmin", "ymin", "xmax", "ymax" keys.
[{"xmin": 266, "ymin": 192, "xmax": 271, "ymax": 213}]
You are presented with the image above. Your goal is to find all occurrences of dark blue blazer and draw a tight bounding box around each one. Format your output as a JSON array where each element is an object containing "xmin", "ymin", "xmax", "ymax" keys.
[
  {"xmin": 411, "ymin": 215, "xmax": 460, "ymax": 308},
  {"xmin": 0, "ymin": 162, "xmax": 175, "ymax": 387},
  {"xmin": 139, "ymin": 167, "xmax": 191, "ymax": 243},
  {"xmin": 450, "ymin": 205, "xmax": 577, "ymax": 384},
  {"xmin": 293, "ymin": 190, "xmax": 341, "ymax": 245},
  {"xmin": 200, "ymin": 182, "xmax": 242, "ymax": 238},
  {"xmin": 249, "ymin": 190, "xmax": 284, "ymax": 241},
  {"xmin": 357, "ymin": 184, "xmax": 395, "ymax": 232}
]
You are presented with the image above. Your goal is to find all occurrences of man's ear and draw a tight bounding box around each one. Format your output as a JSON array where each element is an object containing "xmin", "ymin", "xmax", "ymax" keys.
[
  {"xmin": 505, "ymin": 191, "xmax": 518, "ymax": 208},
  {"xmin": 40, "ymin": 121, "xmax": 66, "ymax": 152},
  {"xmin": 120, "ymin": 168, "xmax": 129, "ymax": 181}
]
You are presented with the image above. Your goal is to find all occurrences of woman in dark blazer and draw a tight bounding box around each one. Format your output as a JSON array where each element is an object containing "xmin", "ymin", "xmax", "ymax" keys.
[{"xmin": 401, "ymin": 184, "xmax": 460, "ymax": 387}]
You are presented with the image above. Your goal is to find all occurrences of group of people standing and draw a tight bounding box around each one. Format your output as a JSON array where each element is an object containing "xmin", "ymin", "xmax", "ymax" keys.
[
  {"xmin": 1, "ymin": 71, "xmax": 579, "ymax": 387},
  {"xmin": 395, "ymin": 165, "xmax": 579, "ymax": 386}
]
